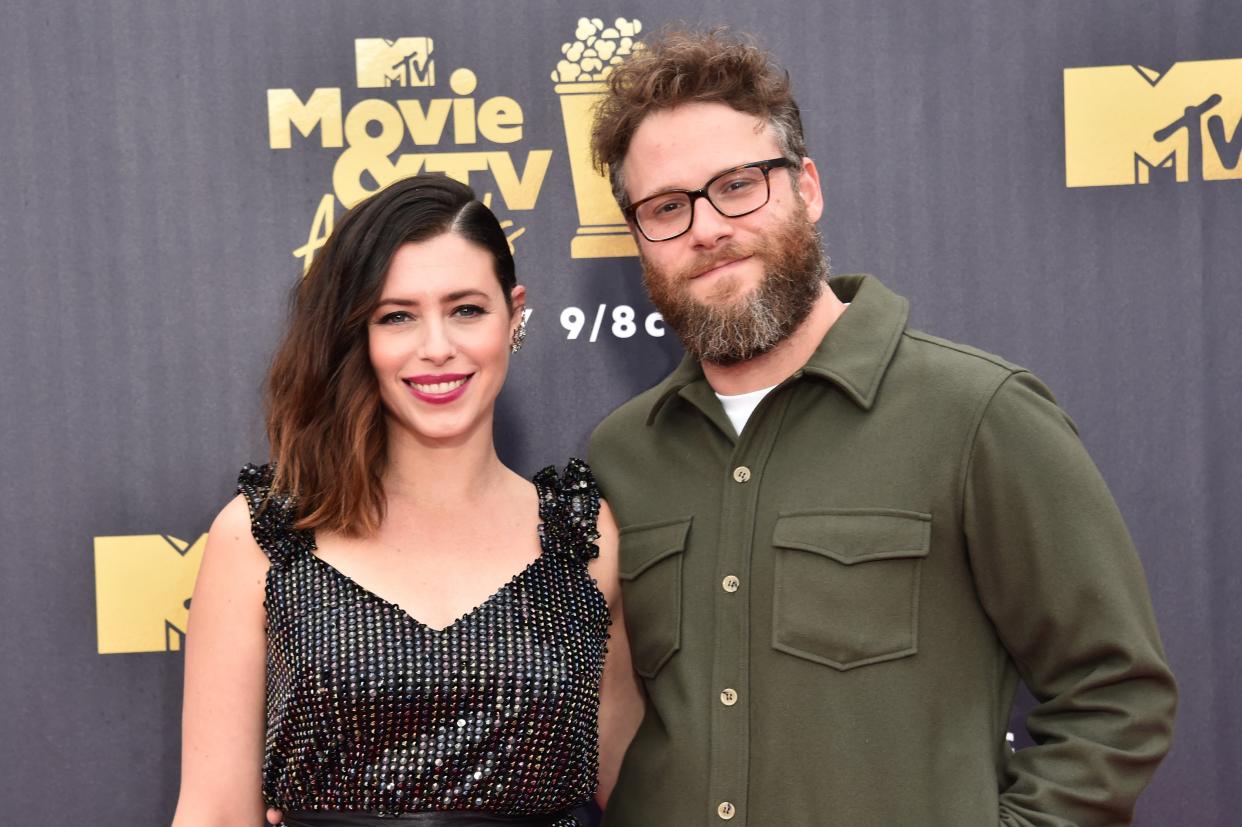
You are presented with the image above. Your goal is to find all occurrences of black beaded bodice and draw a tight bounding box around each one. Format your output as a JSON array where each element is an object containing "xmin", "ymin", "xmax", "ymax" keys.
[{"xmin": 237, "ymin": 460, "xmax": 609, "ymax": 822}]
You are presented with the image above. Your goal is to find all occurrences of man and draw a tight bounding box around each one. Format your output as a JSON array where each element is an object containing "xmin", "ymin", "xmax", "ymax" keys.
[{"xmin": 587, "ymin": 27, "xmax": 1176, "ymax": 827}]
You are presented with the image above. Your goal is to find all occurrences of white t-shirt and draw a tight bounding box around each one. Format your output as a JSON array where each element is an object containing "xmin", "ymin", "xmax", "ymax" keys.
[{"xmin": 715, "ymin": 385, "xmax": 778, "ymax": 436}]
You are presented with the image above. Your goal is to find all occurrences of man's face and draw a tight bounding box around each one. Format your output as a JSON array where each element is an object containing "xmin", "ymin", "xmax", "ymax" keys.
[{"xmin": 622, "ymin": 102, "xmax": 826, "ymax": 364}]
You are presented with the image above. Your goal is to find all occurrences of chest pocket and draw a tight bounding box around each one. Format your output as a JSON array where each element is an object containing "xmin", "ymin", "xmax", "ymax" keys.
[
  {"xmin": 772, "ymin": 509, "xmax": 930, "ymax": 671},
  {"xmin": 618, "ymin": 516, "xmax": 692, "ymax": 679}
]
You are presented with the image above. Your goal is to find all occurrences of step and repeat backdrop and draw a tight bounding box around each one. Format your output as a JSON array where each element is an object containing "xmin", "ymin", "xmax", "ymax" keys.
[{"xmin": 1, "ymin": 1, "xmax": 1238, "ymax": 824}]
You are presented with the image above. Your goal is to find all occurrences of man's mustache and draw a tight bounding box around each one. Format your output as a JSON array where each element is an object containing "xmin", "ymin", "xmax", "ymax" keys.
[{"xmin": 672, "ymin": 243, "xmax": 754, "ymax": 282}]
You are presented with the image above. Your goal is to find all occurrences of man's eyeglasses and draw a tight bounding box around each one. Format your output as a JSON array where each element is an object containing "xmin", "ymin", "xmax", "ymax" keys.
[{"xmin": 624, "ymin": 157, "xmax": 796, "ymax": 242}]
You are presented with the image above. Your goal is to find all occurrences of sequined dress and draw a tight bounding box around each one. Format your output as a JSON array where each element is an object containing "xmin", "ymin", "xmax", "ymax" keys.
[{"xmin": 237, "ymin": 459, "xmax": 609, "ymax": 826}]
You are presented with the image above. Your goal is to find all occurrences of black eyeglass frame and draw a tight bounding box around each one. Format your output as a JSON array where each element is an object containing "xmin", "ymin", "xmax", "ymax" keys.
[{"xmin": 623, "ymin": 157, "xmax": 797, "ymax": 242}]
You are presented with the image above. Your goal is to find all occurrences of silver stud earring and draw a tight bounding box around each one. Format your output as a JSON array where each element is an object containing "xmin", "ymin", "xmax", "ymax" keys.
[{"xmin": 510, "ymin": 309, "xmax": 529, "ymax": 353}]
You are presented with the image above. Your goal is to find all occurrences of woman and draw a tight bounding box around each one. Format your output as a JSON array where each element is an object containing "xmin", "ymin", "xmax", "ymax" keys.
[{"xmin": 171, "ymin": 175, "xmax": 644, "ymax": 826}]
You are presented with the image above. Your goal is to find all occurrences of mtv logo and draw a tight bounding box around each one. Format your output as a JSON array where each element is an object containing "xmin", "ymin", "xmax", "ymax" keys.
[
  {"xmin": 355, "ymin": 37, "xmax": 435, "ymax": 88},
  {"xmin": 1064, "ymin": 58, "xmax": 1242, "ymax": 187},
  {"xmin": 94, "ymin": 534, "xmax": 207, "ymax": 654}
]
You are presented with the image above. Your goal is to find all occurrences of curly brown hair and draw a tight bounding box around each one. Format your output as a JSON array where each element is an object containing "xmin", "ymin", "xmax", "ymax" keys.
[{"xmin": 590, "ymin": 25, "xmax": 807, "ymax": 210}]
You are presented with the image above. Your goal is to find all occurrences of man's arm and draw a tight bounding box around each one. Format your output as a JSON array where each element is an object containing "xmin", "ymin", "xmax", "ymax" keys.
[{"xmin": 963, "ymin": 371, "xmax": 1177, "ymax": 827}]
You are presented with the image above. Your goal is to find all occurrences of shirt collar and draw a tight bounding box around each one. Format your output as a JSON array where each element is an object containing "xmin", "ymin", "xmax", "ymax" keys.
[{"xmin": 645, "ymin": 274, "xmax": 909, "ymax": 425}]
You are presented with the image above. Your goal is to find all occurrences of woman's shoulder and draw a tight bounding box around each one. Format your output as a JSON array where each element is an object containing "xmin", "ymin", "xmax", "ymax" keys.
[{"xmin": 211, "ymin": 491, "xmax": 255, "ymax": 536}]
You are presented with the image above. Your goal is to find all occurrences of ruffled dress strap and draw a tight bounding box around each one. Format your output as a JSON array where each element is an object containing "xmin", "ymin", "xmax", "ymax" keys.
[
  {"xmin": 236, "ymin": 463, "xmax": 314, "ymax": 570},
  {"xmin": 533, "ymin": 457, "xmax": 602, "ymax": 564}
]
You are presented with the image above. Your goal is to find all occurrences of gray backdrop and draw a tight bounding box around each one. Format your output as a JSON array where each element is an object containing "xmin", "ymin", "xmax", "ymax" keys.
[{"xmin": 1, "ymin": 1, "xmax": 1238, "ymax": 824}]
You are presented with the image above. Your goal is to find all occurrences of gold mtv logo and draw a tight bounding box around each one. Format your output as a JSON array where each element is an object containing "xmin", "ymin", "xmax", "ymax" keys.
[
  {"xmin": 356, "ymin": 38, "xmax": 435, "ymax": 88},
  {"xmin": 1064, "ymin": 58, "xmax": 1242, "ymax": 187},
  {"xmin": 94, "ymin": 534, "xmax": 206, "ymax": 654}
]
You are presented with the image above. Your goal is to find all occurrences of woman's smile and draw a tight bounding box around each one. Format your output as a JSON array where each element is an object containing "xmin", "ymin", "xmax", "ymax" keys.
[{"xmin": 403, "ymin": 372, "xmax": 473, "ymax": 404}]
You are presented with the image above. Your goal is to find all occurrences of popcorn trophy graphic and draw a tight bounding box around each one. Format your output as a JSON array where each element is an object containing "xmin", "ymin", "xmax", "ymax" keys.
[{"xmin": 552, "ymin": 17, "xmax": 642, "ymax": 259}]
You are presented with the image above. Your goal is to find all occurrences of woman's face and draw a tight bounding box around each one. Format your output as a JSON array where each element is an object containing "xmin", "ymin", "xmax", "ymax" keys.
[{"xmin": 368, "ymin": 232, "xmax": 525, "ymax": 447}]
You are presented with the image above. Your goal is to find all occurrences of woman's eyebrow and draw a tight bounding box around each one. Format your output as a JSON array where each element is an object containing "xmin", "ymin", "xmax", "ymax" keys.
[
  {"xmin": 375, "ymin": 290, "xmax": 490, "ymax": 307},
  {"xmin": 442, "ymin": 289, "xmax": 490, "ymax": 302}
]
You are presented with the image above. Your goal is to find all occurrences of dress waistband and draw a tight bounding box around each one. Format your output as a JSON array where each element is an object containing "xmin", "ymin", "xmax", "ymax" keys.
[{"xmin": 280, "ymin": 808, "xmax": 586, "ymax": 827}]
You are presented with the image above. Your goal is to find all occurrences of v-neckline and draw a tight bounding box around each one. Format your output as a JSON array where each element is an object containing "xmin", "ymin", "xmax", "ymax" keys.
[
  {"xmin": 306, "ymin": 550, "xmax": 548, "ymax": 634},
  {"xmin": 303, "ymin": 471, "xmax": 554, "ymax": 635}
]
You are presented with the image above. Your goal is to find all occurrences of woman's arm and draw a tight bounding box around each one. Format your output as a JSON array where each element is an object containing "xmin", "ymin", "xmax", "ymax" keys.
[
  {"xmin": 589, "ymin": 500, "xmax": 645, "ymax": 810},
  {"xmin": 171, "ymin": 494, "xmax": 270, "ymax": 827}
]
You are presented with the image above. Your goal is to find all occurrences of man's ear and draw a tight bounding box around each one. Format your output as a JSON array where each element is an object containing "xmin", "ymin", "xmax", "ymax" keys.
[{"xmin": 797, "ymin": 156, "xmax": 825, "ymax": 223}]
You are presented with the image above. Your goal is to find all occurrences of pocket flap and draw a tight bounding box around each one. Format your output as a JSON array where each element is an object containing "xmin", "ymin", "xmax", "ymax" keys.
[
  {"xmin": 619, "ymin": 516, "xmax": 693, "ymax": 579},
  {"xmin": 773, "ymin": 509, "xmax": 930, "ymax": 565}
]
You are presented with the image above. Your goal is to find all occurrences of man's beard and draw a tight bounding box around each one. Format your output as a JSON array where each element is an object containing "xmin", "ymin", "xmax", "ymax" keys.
[{"xmin": 640, "ymin": 204, "xmax": 828, "ymax": 366}]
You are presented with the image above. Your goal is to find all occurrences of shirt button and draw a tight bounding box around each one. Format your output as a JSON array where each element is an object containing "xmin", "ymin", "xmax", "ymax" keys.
[
  {"xmin": 731, "ymin": 466, "xmax": 751, "ymax": 483},
  {"xmin": 721, "ymin": 575, "xmax": 740, "ymax": 593},
  {"xmin": 720, "ymin": 688, "xmax": 738, "ymax": 706},
  {"xmin": 717, "ymin": 801, "xmax": 736, "ymax": 820}
]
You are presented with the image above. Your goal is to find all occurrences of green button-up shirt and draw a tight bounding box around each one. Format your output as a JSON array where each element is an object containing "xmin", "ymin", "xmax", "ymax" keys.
[{"xmin": 590, "ymin": 275, "xmax": 1176, "ymax": 827}]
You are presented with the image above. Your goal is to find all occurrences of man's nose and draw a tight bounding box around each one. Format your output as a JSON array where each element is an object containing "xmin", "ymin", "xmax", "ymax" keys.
[{"xmin": 686, "ymin": 195, "xmax": 734, "ymax": 248}]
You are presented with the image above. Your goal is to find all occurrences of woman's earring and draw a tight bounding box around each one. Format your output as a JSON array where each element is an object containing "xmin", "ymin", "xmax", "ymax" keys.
[{"xmin": 510, "ymin": 309, "xmax": 530, "ymax": 353}]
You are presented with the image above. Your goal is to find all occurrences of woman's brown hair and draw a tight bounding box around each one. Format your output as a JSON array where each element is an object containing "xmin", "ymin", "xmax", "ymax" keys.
[
  {"xmin": 264, "ymin": 174, "xmax": 516, "ymax": 535},
  {"xmin": 590, "ymin": 25, "xmax": 807, "ymax": 210}
]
